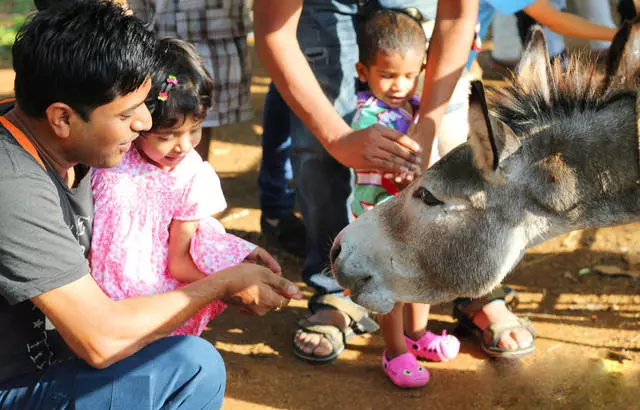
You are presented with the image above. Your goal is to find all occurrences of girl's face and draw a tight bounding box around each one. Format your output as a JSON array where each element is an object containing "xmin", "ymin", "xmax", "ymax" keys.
[
  {"xmin": 136, "ymin": 114, "xmax": 203, "ymax": 170},
  {"xmin": 356, "ymin": 49, "xmax": 424, "ymax": 109}
]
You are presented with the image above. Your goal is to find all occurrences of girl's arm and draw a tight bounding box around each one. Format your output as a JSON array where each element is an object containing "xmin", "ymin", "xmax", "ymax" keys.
[
  {"xmin": 524, "ymin": 0, "xmax": 617, "ymax": 41},
  {"xmin": 167, "ymin": 219, "xmax": 206, "ymax": 283}
]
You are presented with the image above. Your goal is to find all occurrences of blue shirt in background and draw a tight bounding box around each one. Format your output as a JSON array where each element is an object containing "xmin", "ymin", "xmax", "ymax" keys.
[{"xmin": 467, "ymin": 0, "xmax": 535, "ymax": 68}]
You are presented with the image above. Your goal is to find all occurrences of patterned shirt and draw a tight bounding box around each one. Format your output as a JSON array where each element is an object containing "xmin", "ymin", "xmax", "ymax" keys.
[{"xmin": 350, "ymin": 91, "xmax": 420, "ymax": 218}]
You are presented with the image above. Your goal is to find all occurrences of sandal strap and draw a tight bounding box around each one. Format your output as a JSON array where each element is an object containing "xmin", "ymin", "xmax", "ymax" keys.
[
  {"xmin": 487, "ymin": 317, "xmax": 535, "ymax": 348},
  {"xmin": 454, "ymin": 285, "xmax": 520, "ymax": 319},
  {"xmin": 308, "ymin": 293, "xmax": 379, "ymax": 334},
  {"xmin": 297, "ymin": 319, "xmax": 351, "ymax": 345}
]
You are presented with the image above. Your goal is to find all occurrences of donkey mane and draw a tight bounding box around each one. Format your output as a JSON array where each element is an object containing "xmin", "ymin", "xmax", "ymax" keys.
[{"xmin": 487, "ymin": 51, "xmax": 635, "ymax": 136}]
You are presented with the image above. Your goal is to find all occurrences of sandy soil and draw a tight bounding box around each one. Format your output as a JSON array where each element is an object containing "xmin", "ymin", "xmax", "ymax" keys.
[
  {"xmin": 0, "ymin": 42, "xmax": 638, "ymax": 410},
  {"xmin": 205, "ymin": 49, "xmax": 640, "ymax": 410}
]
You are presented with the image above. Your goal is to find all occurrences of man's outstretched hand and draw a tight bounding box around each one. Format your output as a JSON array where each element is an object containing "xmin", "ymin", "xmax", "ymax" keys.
[{"xmin": 326, "ymin": 124, "xmax": 423, "ymax": 173}]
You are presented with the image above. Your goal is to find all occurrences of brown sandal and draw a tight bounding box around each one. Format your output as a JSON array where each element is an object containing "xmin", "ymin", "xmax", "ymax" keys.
[{"xmin": 453, "ymin": 285, "xmax": 535, "ymax": 359}]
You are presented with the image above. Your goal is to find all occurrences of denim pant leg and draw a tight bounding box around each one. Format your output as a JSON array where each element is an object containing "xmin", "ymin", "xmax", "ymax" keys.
[
  {"xmin": 0, "ymin": 336, "xmax": 226, "ymax": 410},
  {"xmin": 258, "ymin": 83, "xmax": 296, "ymax": 219},
  {"xmin": 293, "ymin": 6, "xmax": 358, "ymax": 292}
]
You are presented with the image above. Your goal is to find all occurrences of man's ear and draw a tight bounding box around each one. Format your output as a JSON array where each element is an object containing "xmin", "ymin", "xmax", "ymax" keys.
[
  {"xmin": 355, "ymin": 62, "xmax": 369, "ymax": 83},
  {"xmin": 44, "ymin": 103, "xmax": 75, "ymax": 139}
]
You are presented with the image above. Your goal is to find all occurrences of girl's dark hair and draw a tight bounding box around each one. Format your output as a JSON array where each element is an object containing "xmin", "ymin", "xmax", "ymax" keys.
[
  {"xmin": 146, "ymin": 38, "xmax": 214, "ymax": 130},
  {"xmin": 13, "ymin": 1, "xmax": 156, "ymax": 120},
  {"xmin": 357, "ymin": 9, "xmax": 427, "ymax": 67}
]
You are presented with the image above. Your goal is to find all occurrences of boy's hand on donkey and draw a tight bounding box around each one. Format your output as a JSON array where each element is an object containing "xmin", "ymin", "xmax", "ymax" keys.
[
  {"xmin": 244, "ymin": 247, "xmax": 282, "ymax": 274},
  {"xmin": 218, "ymin": 263, "xmax": 302, "ymax": 316},
  {"xmin": 383, "ymin": 168, "xmax": 421, "ymax": 190}
]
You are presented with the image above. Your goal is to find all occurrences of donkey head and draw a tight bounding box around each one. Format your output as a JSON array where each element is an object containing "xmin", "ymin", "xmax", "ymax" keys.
[{"xmin": 331, "ymin": 26, "xmax": 640, "ymax": 314}]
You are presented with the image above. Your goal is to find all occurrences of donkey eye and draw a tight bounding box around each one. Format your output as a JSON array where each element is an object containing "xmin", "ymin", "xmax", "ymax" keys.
[{"xmin": 413, "ymin": 186, "xmax": 444, "ymax": 206}]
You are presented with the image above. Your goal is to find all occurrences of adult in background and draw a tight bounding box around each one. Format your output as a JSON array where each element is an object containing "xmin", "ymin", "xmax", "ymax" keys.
[
  {"xmin": 126, "ymin": 0, "xmax": 254, "ymax": 161},
  {"xmin": 0, "ymin": 2, "xmax": 301, "ymax": 408}
]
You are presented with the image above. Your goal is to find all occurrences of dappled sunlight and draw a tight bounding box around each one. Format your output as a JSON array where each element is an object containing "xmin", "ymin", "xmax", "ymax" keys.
[
  {"xmin": 554, "ymin": 293, "xmax": 640, "ymax": 312},
  {"xmin": 252, "ymin": 76, "xmax": 271, "ymax": 86}
]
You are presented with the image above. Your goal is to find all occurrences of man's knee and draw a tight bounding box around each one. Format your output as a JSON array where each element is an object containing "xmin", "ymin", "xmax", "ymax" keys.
[
  {"xmin": 151, "ymin": 336, "xmax": 226, "ymax": 401},
  {"xmin": 166, "ymin": 336, "xmax": 226, "ymax": 377}
]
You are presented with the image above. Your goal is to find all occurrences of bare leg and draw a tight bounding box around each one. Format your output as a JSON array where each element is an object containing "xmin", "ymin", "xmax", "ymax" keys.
[
  {"xmin": 404, "ymin": 303, "xmax": 430, "ymax": 341},
  {"xmin": 380, "ymin": 302, "xmax": 408, "ymax": 360}
]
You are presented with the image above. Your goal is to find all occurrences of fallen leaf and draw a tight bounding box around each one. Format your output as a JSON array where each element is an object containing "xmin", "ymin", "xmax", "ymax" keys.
[
  {"xmin": 563, "ymin": 272, "xmax": 579, "ymax": 283},
  {"xmin": 592, "ymin": 265, "xmax": 640, "ymax": 279}
]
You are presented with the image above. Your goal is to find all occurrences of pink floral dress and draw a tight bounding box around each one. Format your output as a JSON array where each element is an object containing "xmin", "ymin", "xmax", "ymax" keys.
[{"xmin": 90, "ymin": 148, "xmax": 256, "ymax": 336}]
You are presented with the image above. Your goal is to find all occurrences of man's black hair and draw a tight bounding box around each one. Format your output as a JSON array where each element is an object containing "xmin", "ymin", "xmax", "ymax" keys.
[
  {"xmin": 357, "ymin": 9, "xmax": 427, "ymax": 67},
  {"xmin": 13, "ymin": 1, "xmax": 157, "ymax": 120}
]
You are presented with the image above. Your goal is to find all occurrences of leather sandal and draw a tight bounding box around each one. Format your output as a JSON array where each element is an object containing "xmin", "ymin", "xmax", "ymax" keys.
[
  {"xmin": 292, "ymin": 294, "xmax": 379, "ymax": 364},
  {"xmin": 453, "ymin": 285, "xmax": 535, "ymax": 359}
]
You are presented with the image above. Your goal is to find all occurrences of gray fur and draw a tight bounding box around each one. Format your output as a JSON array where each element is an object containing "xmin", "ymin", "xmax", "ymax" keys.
[{"xmin": 331, "ymin": 26, "xmax": 640, "ymax": 314}]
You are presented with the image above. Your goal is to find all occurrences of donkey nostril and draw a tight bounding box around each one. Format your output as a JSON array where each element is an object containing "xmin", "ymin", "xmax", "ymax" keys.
[{"xmin": 329, "ymin": 243, "xmax": 342, "ymax": 263}]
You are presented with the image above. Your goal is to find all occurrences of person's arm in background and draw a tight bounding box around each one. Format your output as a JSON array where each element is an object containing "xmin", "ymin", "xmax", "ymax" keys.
[
  {"xmin": 525, "ymin": 0, "xmax": 617, "ymax": 41},
  {"xmin": 410, "ymin": 0, "xmax": 479, "ymax": 167},
  {"xmin": 253, "ymin": 0, "xmax": 422, "ymax": 173}
]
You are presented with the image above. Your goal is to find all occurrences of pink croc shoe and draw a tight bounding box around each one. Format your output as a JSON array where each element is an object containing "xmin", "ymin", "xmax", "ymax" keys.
[
  {"xmin": 405, "ymin": 330, "xmax": 460, "ymax": 362},
  {"xmin": 382, "ymin": 351, "xmax": 430, "ymax": 388}
]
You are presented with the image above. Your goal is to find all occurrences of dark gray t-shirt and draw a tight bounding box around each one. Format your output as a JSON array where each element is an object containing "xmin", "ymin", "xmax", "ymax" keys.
[{"xmin": 0, "ymin": 103, "xmax": 93, "ymax": 384}]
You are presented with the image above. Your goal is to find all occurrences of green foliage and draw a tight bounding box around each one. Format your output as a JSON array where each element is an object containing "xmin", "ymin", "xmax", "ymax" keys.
[
  {"xmin": 0, "ymin": 14, "xmax": 27, "ymax": 47},
  {"xmin": 0, "ymin": 1, "xmax": 34, "ymax": 67}
]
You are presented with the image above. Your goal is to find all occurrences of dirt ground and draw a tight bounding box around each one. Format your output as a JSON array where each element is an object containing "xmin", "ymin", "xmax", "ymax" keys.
[
  {"xmin": 203, "ymin": 47, "xmax": 640, "ymax": 410},
  {"xmin": 0, "ymin": 40, "xmax": 638, "ymax": 410}
]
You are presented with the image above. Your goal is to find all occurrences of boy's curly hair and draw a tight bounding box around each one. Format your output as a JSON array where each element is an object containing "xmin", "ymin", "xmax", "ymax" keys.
[{"xmin": 357, "ymin": 9, "xmax": 427, "ymax": 67}]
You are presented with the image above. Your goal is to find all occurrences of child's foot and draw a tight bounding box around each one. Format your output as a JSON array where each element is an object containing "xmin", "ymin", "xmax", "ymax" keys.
[
  {"xmin": 405, "ymin": 330, "xmax": 460, "ymax": 362},
  {"xmin": 382, "ymin": 351, "xmax": 430, "ymax": 388}
]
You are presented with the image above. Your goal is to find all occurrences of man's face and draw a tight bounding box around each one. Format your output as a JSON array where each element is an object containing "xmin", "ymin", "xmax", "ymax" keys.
[{"xmin": 70, "ymin": 78, "xmax": 152, "ymax": 168}]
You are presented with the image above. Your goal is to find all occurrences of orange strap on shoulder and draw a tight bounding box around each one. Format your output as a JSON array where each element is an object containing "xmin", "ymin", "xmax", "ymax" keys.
[{"xmin": 0, "ymin": 115, "xmax": 46, "ymax": 170}]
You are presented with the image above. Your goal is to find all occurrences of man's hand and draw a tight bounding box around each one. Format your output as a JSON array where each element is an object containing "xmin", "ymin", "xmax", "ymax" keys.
[
  {"xmin": 326, "ymin": 125, "xmax": 423, "ymax": 172},
  {"xmin": 217, "ymin": 263, "xmax": 302, "ymax": 316},
  {"xmin": 244, "ymin": 247, "xmax": 282, "ymax": 274}
]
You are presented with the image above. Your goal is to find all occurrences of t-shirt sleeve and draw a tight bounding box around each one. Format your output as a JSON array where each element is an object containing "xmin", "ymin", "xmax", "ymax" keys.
[
  {"xmin": 174, "ymin": 162, "xmax": 227, "ymax": 221},
  {"xmin": 351, "ymin": 106, "xmax": 382, "ymax": 131},
  {"xmin": 0, "ymin": 171, "xmax": 89, "ymax": 305},
  {"xmin": 484, "ymin": 0, "xmax": 535, "ymax": 15}
]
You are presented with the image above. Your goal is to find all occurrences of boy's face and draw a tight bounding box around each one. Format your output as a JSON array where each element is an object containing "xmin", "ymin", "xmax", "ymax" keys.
[
  {"xmin": 69, "ymin": 78, "xmax": 153, "ymax": 168},
  {"xmin": 356, "ymin": 50, "xmax": 424, "ymax": 109},
  {"xmin": 135, "ymin": 114, "xmax": 203, "ymax": 171}
]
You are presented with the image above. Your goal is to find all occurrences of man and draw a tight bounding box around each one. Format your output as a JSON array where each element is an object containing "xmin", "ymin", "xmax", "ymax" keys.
[
  {"xmin": 254, "ymin": 0, "xmax": 534, "ymax": 363},
  {"xmin": 0, "ymin": 3, "xmax": 301, "ymax": 408}
]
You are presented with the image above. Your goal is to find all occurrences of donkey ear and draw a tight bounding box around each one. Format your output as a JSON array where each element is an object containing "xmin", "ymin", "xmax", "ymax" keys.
[
  {"xmin": 604, "ymin": 17, "xmax": 640, "ymax": 89},
  {"xmin": 468, "ymin": 81, "xmax": 519, "ymax": 177},
  {"xmin": 517, "ymin": 26, "xmax": 553, "ymax": 101}
]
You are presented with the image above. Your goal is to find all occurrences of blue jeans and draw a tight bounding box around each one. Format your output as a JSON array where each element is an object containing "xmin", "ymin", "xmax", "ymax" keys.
[
  {"xmin": 289, "ymin": 0, "xmax": 444, "ymax": 292},
  {"xmin": 291, "ymin": 2, "xmax": 358, "ymax": 291},
  {"xmin": 261, "ymin": 0, "xmax": 457, "ymax": 293},
  {"xmin": 0, "ymin": 336, "xmax": 226, "ymax": 410},
  {"xmin": 258, "ymin": 83, "xmax": 295, "ymax": 220}
]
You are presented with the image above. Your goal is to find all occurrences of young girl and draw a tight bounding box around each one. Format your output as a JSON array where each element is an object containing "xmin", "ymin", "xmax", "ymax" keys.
[
  {"xmin": 352, "ymin": 10, "xmax": 460, "ymax": 388},
  {"xmin": 90, "ymin": 37, "xmax": 280, "ymax": 336}
]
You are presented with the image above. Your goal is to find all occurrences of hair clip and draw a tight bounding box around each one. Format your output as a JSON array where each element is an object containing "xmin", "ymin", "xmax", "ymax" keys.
[
  {"xmin": 157, "ymin": 74, "xmax": 179, "ymax": 101},
  {"xmin": 166, "ymin": 75, "xmax": 178, "ymax": 86}
]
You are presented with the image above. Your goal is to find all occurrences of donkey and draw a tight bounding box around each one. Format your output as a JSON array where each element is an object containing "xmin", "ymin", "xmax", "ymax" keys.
[{"xmin": 330, "ymin": 24, "xmax": 640, "ymax": 314}]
